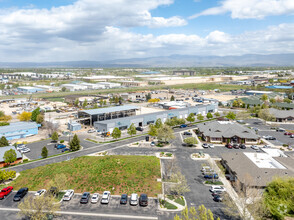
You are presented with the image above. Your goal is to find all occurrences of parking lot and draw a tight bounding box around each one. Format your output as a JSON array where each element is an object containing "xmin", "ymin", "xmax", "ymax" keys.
[
  {"xmin": 244, "ymin": 119, "xmax": 294, "ymax": 146},
  {"xmin": 22, "ymin": 135, "xmax": 98, "ymax": 160}
]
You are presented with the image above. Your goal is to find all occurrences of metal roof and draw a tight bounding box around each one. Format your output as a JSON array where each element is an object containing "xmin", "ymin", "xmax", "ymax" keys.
[
  {"xmin": 80, "ymin": 105, "xmax": 139, "ymax": 116},
  {"xmin": 0, "ymin": 146, "xmax": 22, "ymax": 162},
  {"xmin": 0, "ymin": 122, "xmax": 38, "ymax": 134}
]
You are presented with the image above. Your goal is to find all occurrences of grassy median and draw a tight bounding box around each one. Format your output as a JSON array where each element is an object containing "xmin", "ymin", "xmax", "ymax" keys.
[{"xmin": 11, "ymin": 155, "xmax": 162, "ymax": 196}]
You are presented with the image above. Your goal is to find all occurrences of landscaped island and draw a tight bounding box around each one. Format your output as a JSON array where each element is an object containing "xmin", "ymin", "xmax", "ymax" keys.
[{"xmin": 11, "ymin": 155, "xmax": 162, "ymax": 196}]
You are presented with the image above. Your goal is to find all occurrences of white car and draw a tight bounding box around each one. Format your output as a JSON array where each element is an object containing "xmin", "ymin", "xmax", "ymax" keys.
[
  {"xmin": 63, "ymin": 189, "xmax": 74, "ymax": 201},
  {"xmin": 91, "ymin": 193, "xmax": 99, "ymax": 203},
  {"xmin": 20, "ymin": 147, "xmax": 30, "ymax": 153},
  {"xmin": 16, "ymin": 144, "xmax": 26, "ymax": 151},
  {"xmin": 208, "ymin": 144, "xmax": 214, "ymax": 148},
  {"xmin": 88, "ymin": 129, "xmax": 96, "ymax": 133},
  {"xmin": 101, "ymin": 191, "xmax": 110, "ymax": 204},
  {"xmin": 130, "ymin": 193, "xmax": 138, "ymax": 206},
  {"xmin": 251, "ymin": 145, "xmax": 259, "ymax": 150},
  {"xmin": 209, "ymin": 186, "xmax": 226, "ymax": 193},
  {"xmin": 35, "ymin": 189, "xmax": 46, "ymax": 197}
]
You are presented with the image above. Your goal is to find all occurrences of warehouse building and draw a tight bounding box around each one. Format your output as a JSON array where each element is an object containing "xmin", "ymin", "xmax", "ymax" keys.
[
  {"xmin": 17, "ymin": 86, "xmax": 44, "ymax": 94},
  {"xmin": 0, "ymin": 122, "xmax": 39, "ymax": 140},
  {"xmin": 94, "ymin": 103, "xmax": 217, "ymax": 132},
  {"xmin": 77, "ymin": 105, "xmax": 139, "ymax": 125}
]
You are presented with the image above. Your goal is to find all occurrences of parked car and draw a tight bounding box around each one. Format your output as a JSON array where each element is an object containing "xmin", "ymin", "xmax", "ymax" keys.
[
  {"xmin": 16, "ymin": 144, "xmax": 26, "ymax": 151},
  {"xmin": 251, "ymin": 145, "xmax": 259, "ymax": 150},
  {"xmin": 201, "ymin": 166, "xmax": 211, "ymax": 172},
  {"xmin": 263, "ymin": 145, "xmax": 271, "ymax": 148},
  {"xmin": 19, "ymin": 147, "xmax": 30, "ymax": 154},
  {"xmin": 284, "ymin": 132, "xmax": 293, "ymax": 135},
  {"xmin": 0, "ymin": 186, "xmax": 13, "ymax": 199},
  {"xmin": 204, "ymin": 174, "xmax": 219, "ymax": 179},
  {"xmin": 276, "ymin": 128, "xmax": 286, "ymax": 132},
  {"xmin": 62, "ymin": 148, "xmax": 70, "ymax": 152},
  {"xmin": 290, "ymin": 134, "xmax": 294, "ymax": 138},
  {"xmin": 120, "ymin": 194, "xmax": 128, "ymax": 204},
  {"xmin": 263, "ymin": 135, "xmax": 271, "ymax": 140},
  {"xmin": 180, "ymin": 124, "xmax": 187, "ymax": 128},
  {"xmin": 210, "ymin": 186, "xmax": 226, "ymax": 193},
  {"xmin": 136, "ymin": 127, "xmax": 144, "ymax": 131},
  {"xmin": 56, "ymin": 144, "xmax": 66, "ymax": 149},
  {"xmin": 91, "ymin": 193, "xmax": 99, "ymax": 203},
  {"xmin": 130, "ymin": 193, "xmax": 138, "ymax": 206},
  {"xmin": 183, "ymin": 132, "xmax": 192, "ymax": 135},
  {"xmin": 101, "ymin": 191, "xmax": 110, "ymax": 204},
  {"xmin": 63, "ymin": 189, "xmax": 74, "ymax": 201},
  {"xmin": 150, "ymin": 142, "xmax": 155, "ymax": 147},
  {"xmin": 35, "ymin": 189, "xmax": 46, "ymax": 197},
  {"xmin": 239, "ymin": 144, "xmax": 246, "ymax": 149},
  {"xmin": 212, "ymin": 190, "xmax": 224, "ymax": 197},
  {"xmin": 88, "ymin": 129, "xmax": 96, "ymax": 133},
  {"xmin": 202, "ymin": 143, "xmax": 208, "ymax": 148},
  {"xmin": 233, "ymin": 143, "xmax": 239, "ymax": 149},
  {"xmin": 80, "ymin": 192, "xmax": 90, "ymax": 204},
  {"xmin": 139, "ymin": 194, "xmax": 148, "ymax": 206},
  {"xmin": 13, "ymin": 187, "xmax": 28, "ymax": 202},
  {"xmin": 225, "ymin": 144, "xmax": 232, "ymax": 149},
  {"xmin": 208, "ymin": 144, "xmax": 214, "ymax": 148},
  {"xmin": 213, "ymin": 194, "xmax": 223, "ymax": 202},
  {"xmin": 268, "ymin": 136, "xmax": 276, "ymax": 140}
]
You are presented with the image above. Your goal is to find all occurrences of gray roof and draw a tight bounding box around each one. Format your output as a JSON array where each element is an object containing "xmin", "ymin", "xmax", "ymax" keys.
[
  {"xmin": 273, "ymin": 102, "xmax": 294, "ymax": 109},
  {"xmin": 269, "ymin": 108, "xmax": 294, "ymax": 119},
  {"xmin": 80, "ymin": 105, "xmax": 139, "ymax": 116},
  {"xmin": 0, "ymin": 146, "xmax": 22, "ymax": 162},
  {"xmin": 0, "ymin": 122, "xmax": 38, "ymax": 134},
  {"xmin": 197, "ymin": 121, "xmax": 259, "ymax": 139},
  {"xmin": 222, "ymin": 152, "xmax": 294, "ymax": 187}
]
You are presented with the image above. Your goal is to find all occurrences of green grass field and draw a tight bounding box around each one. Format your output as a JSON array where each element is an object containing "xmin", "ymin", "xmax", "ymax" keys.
[{"xmin": 11, "ymin": 156, "xmax": 162, "ymax": 196}]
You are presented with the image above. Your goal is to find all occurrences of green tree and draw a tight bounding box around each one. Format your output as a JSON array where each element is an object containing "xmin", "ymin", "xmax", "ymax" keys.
[
  {"xmin": 0, "ymin": 136, "xmax": 9, "ymax": 147},
  {"xmin": 214, "ymin": 112, "xmax": 220, "ymax": 117},
  {"xmin": 183, "ymin": 137, "xmax": 198, "ymax": 146},
  {"xmin": 99, "ymin": 99, "xmax": 103, "ymax": 106},
  {"xmin": 258, "ymin": 109, "xmax": 275, "ymax": 121},
  {"xmin": 148, "ymin": 124, "xmax": 158, "ymax": 137},
  {"xmin": 157, "ymin": 124, "xmax": 175, "ymax": 143},
  {"xmin": 61, "ymin": 87, "xmax": 66, "ymax": 92},
  {"xmin": 226, "ymin": 111, "xmax": 236, "ymax": 120},
  {"xmin": 145, "ymin": 93, "xmax": 151, "ymax": 101},
  {"xmin": 170, "ymin": 95, "xmax": 175, "ymax": 101},
  {"xmin": 93, "ymin": 103, "xmax": 98, "ymax": 109},
  {"xmin": 41, "ymin": 146, "xmax": 48, "ymax": 158},
  {"xmin": 197, "ymin": 114, "xmax": 204, "ymax": 121},
  {"xmin": 0, "ymin": 170, "xmax": 16, "ymax": 182},
  {"xmin": 206, "ymin": 112, "xmax": 213, "ymax": 119},
  {"xmin": 283, "ymin": 98, "xmax": 291, "ymax": 103},
  {"xmin": 82, "ymin": 99, "xmax": 88, "ymax": 108},
  {"xmin": 74, "ymin": 99, "xmax": 79, "ymax": 107},
  {"xmin": 69, "ymin": 134, "xmax": 81, "ymax": 151},
  {"xmin": 261, "ymin": 94, "xmax": 268, "ymax": 101},
  {"xmin": 103, "ymin": 100, "xmax": 107, "ymax": 106},
  {"xmin": 155, "ymin": 118, "xmax": 163, "ymax": 129},
  {"xmin": 31, "ymin": 107, "xmax": 41, "ymax": 121},
  {"xmin": 111, "ymin": 127, "xmax": 121, "ymax": 140},
  {"xmin": 174, "ymin": 205, "xmax": 220, "ymax": 220},
  {"xmin": 186, "ymin": 113, "xmax": 195, "ymax": 123},
  {"xmin": 269, "ymin": 98, "xmax": 276, "ymax": 104},
  {"xmin": 3, "ymin": 149, "xmax": 17, "ymax": 165},
  {"xmin": 114, "ymin": 96, "xmax": 119, "ymax": 104},
  {"xmin": 36, "ymin": 114, "xmax": 44, "ymax": 124},
  {"xmin": 51, "ymin": 131, "xmax": 59, "ymax": 142},
  {"xmin": 0, "ymin": 111, "xmax": 4, "ymax": 118},
  {"xmin": 127, "ymin": 123, "xmax": 137, "ymax": 137},
  {"xmin": 165, "ymin": 118, "xmax": 177, "ymax": 127}
]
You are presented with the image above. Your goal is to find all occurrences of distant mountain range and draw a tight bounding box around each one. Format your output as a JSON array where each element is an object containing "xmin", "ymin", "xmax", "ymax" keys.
[{"xmin": 0, "ymin": 53, "xmax": 293, "ymax": 68}]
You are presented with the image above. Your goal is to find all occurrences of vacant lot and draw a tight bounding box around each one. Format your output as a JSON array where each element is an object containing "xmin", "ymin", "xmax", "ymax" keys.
[{"xmin": 11, "ymin": 156, "xmax": 162, "ymax": 196}]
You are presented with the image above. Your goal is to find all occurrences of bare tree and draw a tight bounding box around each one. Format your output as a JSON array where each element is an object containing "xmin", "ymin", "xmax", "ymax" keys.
[
  {"xmin": 47, "ymin": 173, "xmax": 67, "ymax": 194},
  {"xmin": 169, "ymin": 171, "xmax": 190, "ymax": 198},
  {"xmin": 223, "ymin": 173, "xmax": 266, "ymax": 220},
  {"xmin": 18, "ymin": 195, "xmax": 60, "ymax": 220}
]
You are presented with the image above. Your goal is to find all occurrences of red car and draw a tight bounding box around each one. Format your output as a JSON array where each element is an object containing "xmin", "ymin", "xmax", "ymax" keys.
[
  {"xmin": 0, "ymin": 186, "xmax": 13, "ymax": 199},
  {"xmin": 284, "ymin": 132, "xmax": 293, "ymax": 136},
  {"xmin": 225, "ymin": 144, "xmax": 232, "ymax": 149}
]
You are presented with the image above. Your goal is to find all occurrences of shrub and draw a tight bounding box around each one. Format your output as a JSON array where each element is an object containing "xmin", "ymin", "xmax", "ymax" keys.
[
  {"xmin": 23, "ymin": 159, "xmax": 29, "ymax": 162},
  {"xmin": 60, "ymin": 140, "xmax": 64, "ymax": 143}
]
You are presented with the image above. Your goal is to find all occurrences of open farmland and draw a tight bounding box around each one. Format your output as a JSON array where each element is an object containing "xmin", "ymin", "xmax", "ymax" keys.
[{"xmin": 11, "ymin": 156, "xmax": 162, "ymax": 196}]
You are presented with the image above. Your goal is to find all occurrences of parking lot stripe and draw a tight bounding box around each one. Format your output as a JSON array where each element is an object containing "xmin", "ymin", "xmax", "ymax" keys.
[{"xmin": 0, "ymin": 207, "xmax": 158, "ymax": 219}]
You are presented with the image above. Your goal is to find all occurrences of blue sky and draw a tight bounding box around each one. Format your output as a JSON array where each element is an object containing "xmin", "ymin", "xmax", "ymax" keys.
[{"xmin": 0, "ymin": 0, "xmax": 293, "ymax": 62}]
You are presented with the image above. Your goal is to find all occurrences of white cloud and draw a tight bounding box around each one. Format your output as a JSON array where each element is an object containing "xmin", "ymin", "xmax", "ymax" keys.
[{"xmin": 190, "ymin": 0, "xmax": 294, "ymax": 19}]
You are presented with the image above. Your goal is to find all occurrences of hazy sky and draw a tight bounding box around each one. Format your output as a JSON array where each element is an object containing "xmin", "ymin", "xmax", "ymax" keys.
[{"xmin": 0, "ymin": 0, "xmax": 294, "ymax": 62}]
